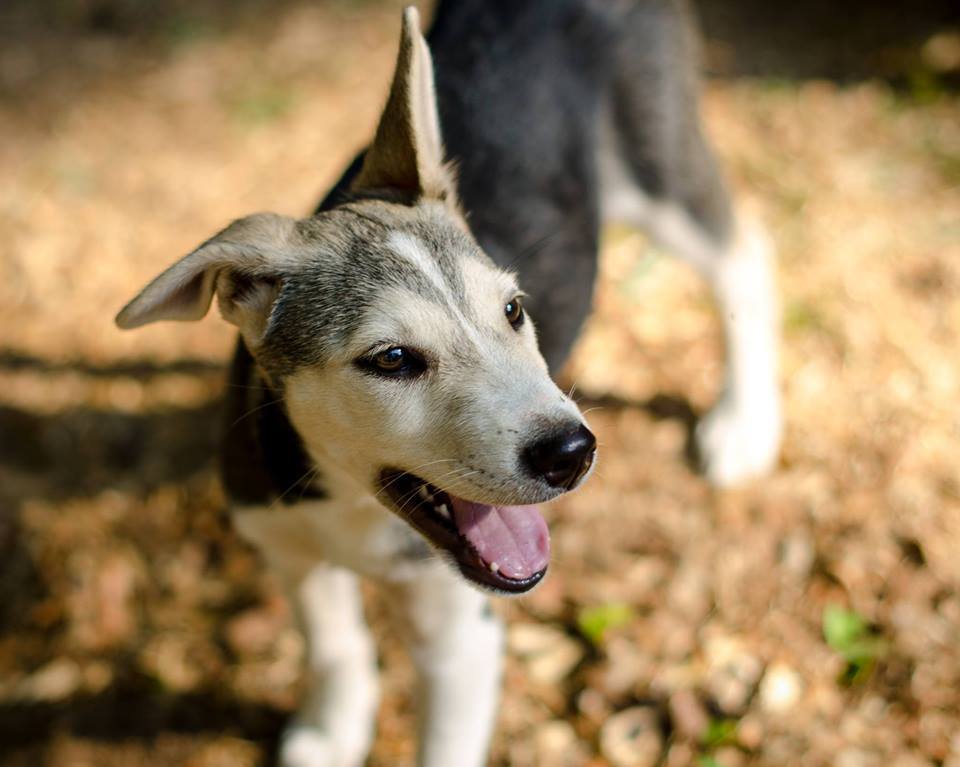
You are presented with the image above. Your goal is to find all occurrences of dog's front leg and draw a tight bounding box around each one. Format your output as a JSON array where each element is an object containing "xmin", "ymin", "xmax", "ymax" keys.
[
  {"xmin": 279, "ymin": 564, "xmax": 379, "ymax": 767},
  {"xmin": 394, "ymin": 563, "xmax": 504, "ymax": 767}
]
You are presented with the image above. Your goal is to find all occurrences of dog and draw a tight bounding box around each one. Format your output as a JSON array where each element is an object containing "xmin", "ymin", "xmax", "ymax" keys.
[{"xmin": 116, "ymin": 2, "xmax": 781, "ymax": 765}]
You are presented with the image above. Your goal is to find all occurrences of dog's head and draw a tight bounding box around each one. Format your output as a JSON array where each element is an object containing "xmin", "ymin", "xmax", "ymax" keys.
[{"xmin": 116, "ymin": 8, "xmax": 595, "ymax": 593}]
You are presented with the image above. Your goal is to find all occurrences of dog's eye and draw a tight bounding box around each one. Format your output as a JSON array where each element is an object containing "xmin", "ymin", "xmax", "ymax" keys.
[
  {"xmin": 361, "ymin": 347, "xmax": 427, "ymax": 379},
  {"xmin": 505, "ymin": 297, "xmax": 524, "ymax": 329}
]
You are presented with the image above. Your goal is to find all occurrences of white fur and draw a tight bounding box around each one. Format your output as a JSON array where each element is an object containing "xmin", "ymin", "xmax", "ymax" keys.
[
  {"xmin": 695, "ymin": 218, "xmax": 781, "ymax": 485},
  {"xmin": 233, "ymin": 487, "xmax": 505, "ymax": 767},
  {"xmin": 396, "ymin": 563, "xmax": 504, "ymax": 767},
  {"xmin": 598, "ymin": 118, "xmax": 782, "ymax": 485},
  {"xmin": 279, "ymin": 566, "xmax": 378, "ymax": 767}
]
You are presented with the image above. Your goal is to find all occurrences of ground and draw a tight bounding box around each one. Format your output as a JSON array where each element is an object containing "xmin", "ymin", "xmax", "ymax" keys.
[{"xmin": 1, "ymin": 1, "xmax": 959, "ymax": 765}]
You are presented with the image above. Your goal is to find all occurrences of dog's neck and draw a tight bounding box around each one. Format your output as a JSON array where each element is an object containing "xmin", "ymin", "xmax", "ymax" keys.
[{"xmin": 220, "ymin": 339, "xmax": 329, "ymax": 507}]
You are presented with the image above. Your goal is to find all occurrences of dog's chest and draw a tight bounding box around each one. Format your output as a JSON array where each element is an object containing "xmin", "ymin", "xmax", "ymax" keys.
[{"xmin": 231, "ymin": 493, "xmax": 433, "ymax": 581}]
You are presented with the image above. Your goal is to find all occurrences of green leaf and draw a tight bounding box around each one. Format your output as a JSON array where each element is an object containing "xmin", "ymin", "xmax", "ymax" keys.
[
  {"xmin": 702, "ymin": 718, "xmax": 738, "ymax": 748},
  {"xmin": 822, "ymin": 604, "xmax": 887, "ymax": 685},
  {"xmin": 576, "ymin": 602, "xmax": 635, "ymax": 646}
]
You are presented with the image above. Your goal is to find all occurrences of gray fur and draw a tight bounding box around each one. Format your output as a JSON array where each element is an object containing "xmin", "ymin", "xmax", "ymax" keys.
[{"xmin": 259, "ymin": 202, "xmax": 489, "ymax": 377}]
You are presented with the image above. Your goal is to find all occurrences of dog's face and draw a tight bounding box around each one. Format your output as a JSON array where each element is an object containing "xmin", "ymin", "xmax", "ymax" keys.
[{"xmin": 116, "ymin": 8, "xmax": 595, "ymax": 593}]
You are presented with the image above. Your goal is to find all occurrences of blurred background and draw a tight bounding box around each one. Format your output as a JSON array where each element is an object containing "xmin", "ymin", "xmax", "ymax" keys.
[{"xmin": 1, "ymin": 0, "xmax": 958, "ymax": 765}]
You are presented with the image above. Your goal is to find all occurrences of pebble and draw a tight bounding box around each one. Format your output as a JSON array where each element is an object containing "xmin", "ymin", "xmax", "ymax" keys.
[
  {"xmin": 780, "ymin": 531, "xmax": 816, "ymax": 579},
  {"xmin": 14, "ymin": 658, "xmax": 81, "ymax": 702},
  {"xmin": 536, "ymin": 720, "xmax": 587, "ymax": 767},
  {"xmin": 759, "ymin": 662, "xmax": 803, "ymax": 713},
  {"xmin": 224, "ymin": 600, "xmax": 286, "ymax": 657},
  {"xmin": 600, "ymin": 706, "xmax": 663, "ymax": 767},
  {"xmin": 668, "ymin": 565, "xmax": 712, "ymax": 622},
  {"xmin": 509, "ymin": 623, "xmax": 585, "ymax": 685},
  {"xmin": 664, "ymin": 742, "xmax": 695, "ymax": 767},
  {"xmin": 737, "ymin": 715, "xmax": 764, "ymax": 750},
  {"xmin": 714, "ymin": 745, "xmax": 747, "ymax": 766},
  {"xmin": 836, "ymin": 747, "xmax": 880, "ymax": 767},
  {"xmin": 578, "ymin": 687, "xmax": 610, "ymax": 726},
  {"xmin": 705, "ymin": 635, "xmax": 763, "ymax": 715},
  {"xmin": 668, "ymin": 688, "xmax": 709, "ymax": 741}
]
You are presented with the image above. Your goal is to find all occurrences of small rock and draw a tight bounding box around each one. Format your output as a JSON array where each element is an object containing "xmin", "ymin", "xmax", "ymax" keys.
[
  {"xmin": 668, "ymin": 565, "xmax": 712, "ymax": 623},
  {"xmin": 668, "ymin": 688, "xmax": 709, "ymax": 741},
  {"xmin": 664, "ymin": 742, "xmax": 695, "ymax": 767},
  {"xmin": 891, "ymin": 753, "xmax": 935, "ymax": 767},
  {"xmin": 578, "ymin": 687, "xmax": 610, "ymax": 726},
  {"xmin": 808, "ymin": 678, "xmax": 843, "ymax": 719},
  {"xmin": 141, "ymin": 634, "xmax": 205, "ymax": 691},
  {"xmin": 536, "ymin": 720, "xmax": 587, "ymax": 766},
  {"xmin": 736, "ymin": 715, "xmax": 764, "ymax": 750},
  {"xmin": 758, "ymin": 662, "xmax": 803, "ymax": 713},
  {"xmin": 705, "ymin": 635, "xmax": 763, "ymax": 715},
  {"xmin": 918, "ymin": 710, "xmax": 954, "ymax": 760},
  {"xmin": 715, "ymin": 745, "xmax": 747, "ymax": 767},
  {"xmin": 224, "ymin": 597, "xmax": 287, "ymax": 657},
  {"xmin": 600, "ymin": 706, "xmax": 663, "ymax": 767},
  {"xmin": 600, "ymin": 636, "xmax": 651, "ymax": 698},
  {"xmin": 836, "ymin": 747, "xmax": 879, "ymax": 767},
  {"xmin": 82, "ymin": 660, "xmax": 113, "ymax": 694},
  {"xmin": 184, "ymin": 737, "xmax": 260, "ymax": 767},
  {"xmin": 15, "ymin": 658, "xmax": 81, "ymax": 702},
  {"xmin": 780, "ymin": 532, "xmax": 816, "ymax": 579},
  {"xmin": 509, "ymin": 623, "xmax": 584, "ymax": 685},
  {"xmin": 94, "ymin": 552, "xmax": 138, "ymax": 646}
]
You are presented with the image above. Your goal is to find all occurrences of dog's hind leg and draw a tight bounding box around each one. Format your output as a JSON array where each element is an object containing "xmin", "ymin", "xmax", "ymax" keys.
[
  {"xmin": 600, "ymin": 0, "xmax": 781, "ymax": 485},
  {"xmin": 390, "ymin": 563, "xmax": 504, "ymax": 767},
  {"xmin": 277, "ymin": 563, "xmax": 379, "ymax": 767}
]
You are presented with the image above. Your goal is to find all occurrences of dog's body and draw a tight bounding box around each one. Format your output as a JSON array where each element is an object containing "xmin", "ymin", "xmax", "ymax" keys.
[{"xmin": 118, "ymin": 2, "xmax": 781, "ymax": 765}]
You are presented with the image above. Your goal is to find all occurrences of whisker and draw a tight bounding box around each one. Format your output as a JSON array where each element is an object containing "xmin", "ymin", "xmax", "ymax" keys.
[
  {"xmin": 224, "ymin": 382, "xmax": 274, "ymax": 392},
  {"xmin": 390, "ymin": 467, "xmax": 482, "ymax": 520},
  {"xmin": 580, "ymin": 406, "xmax": 606, "ymax": 417},
  {"xmin": 373, "ymin": 458, "xmax": 460, "ymax": 500},
  {"xmin": 265, "ymin": 464, "xmax": 322, "ymax": 512},
  {"xmin": 229, "ymin": 396, "xmax": 285, "ymax": 428},
  {"xmin": 502, "ymin": 230, "xmax": 562, "ymax": 273}
]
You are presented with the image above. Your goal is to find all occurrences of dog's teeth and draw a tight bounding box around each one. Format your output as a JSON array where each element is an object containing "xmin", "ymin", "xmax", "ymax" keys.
[
  {"xmin": 418, "ymin": 486, "xmax": 431, "ymax": 501},
  {"xmin": 435, "ymin": 502, "xmax": 450, "ymax": 519},
  {"xmin": 489, "ymin": 561, "xmax": 500, "ymax": 574}
]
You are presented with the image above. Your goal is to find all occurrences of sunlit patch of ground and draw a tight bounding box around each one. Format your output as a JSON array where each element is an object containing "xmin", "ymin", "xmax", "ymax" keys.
[{"xmin": 1, "ymin": 2, "xmax": 958, "ymax": 765}]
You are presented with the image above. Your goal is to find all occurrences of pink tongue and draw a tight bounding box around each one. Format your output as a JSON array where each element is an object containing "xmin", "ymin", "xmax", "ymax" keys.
[{"xmin": 449, "ymin": 498, "xmax": 550, "ymax": 580}]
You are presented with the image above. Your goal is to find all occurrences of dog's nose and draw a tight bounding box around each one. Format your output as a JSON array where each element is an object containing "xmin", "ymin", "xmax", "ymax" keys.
[{"xmin": 523, "ymin": 424, "xmax": 596, "ymax": 489}]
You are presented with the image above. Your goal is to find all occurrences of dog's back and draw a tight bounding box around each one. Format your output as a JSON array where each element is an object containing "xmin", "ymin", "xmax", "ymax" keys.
[{"xmin": 321, "ymin": 0, "xmax": 731, "ymax": 371}]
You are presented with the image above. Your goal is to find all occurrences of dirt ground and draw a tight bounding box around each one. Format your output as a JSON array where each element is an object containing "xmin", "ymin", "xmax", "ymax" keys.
[{"xmin": 1, "ymin": 1, "xmax": 959, "ymax": 765}]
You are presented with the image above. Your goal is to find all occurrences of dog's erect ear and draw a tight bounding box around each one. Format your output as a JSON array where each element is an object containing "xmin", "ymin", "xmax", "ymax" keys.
[
  {"xmin": 115, "ymin": 213, "xmax": 302, "ymax": 343},
  {"xmin": 352, "ymin": 6, "xmax": 453, "ymax": 202}
]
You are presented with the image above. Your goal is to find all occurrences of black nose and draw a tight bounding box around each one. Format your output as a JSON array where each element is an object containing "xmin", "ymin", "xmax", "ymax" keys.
[{"xmin": 523, "ymin": 424, "xmax": 597, "ymax": 489}]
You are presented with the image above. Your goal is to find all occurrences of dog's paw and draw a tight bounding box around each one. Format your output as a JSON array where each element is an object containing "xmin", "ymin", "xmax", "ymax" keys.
[
  {"xmin": 696, "ymin": 395, "xmax": 781, "ymax": 487},
  {"xmin": 280, "ymin": 726, "xmax": 343, "ymax": 767}
]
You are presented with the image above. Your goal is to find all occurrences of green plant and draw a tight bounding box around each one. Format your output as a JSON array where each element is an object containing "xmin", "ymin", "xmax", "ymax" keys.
[
  {"xmin": 576, "ymin": 602, "xmax": 635, "ymax": 646},
  {"xmin": 702, "ymin": 718, "xmax": 738, "ymax": 748},
  {"xmin": 822, "ymin": 604, "xmax": 887, "ymax": 684}
]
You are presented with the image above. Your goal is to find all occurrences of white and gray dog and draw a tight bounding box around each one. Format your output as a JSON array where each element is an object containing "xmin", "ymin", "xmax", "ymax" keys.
[{"xmin": 116, "ymin": 1, "xmax": 780, "ymax": 765}]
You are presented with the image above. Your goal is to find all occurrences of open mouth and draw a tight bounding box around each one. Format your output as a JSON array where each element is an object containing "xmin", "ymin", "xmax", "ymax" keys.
[{"xmin": 378, "ymin": 469, "xmax": 550, "ymax": 593}]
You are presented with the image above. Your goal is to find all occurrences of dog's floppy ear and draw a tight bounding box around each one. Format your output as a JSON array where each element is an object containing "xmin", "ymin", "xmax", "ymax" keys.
[
  {"xmin": 115, "ymin": 213, "xmax": 302, "ymax": 343},
  {"xmin": 352, "ymin": 6, "xmax": 453, "ymax": 202}
]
